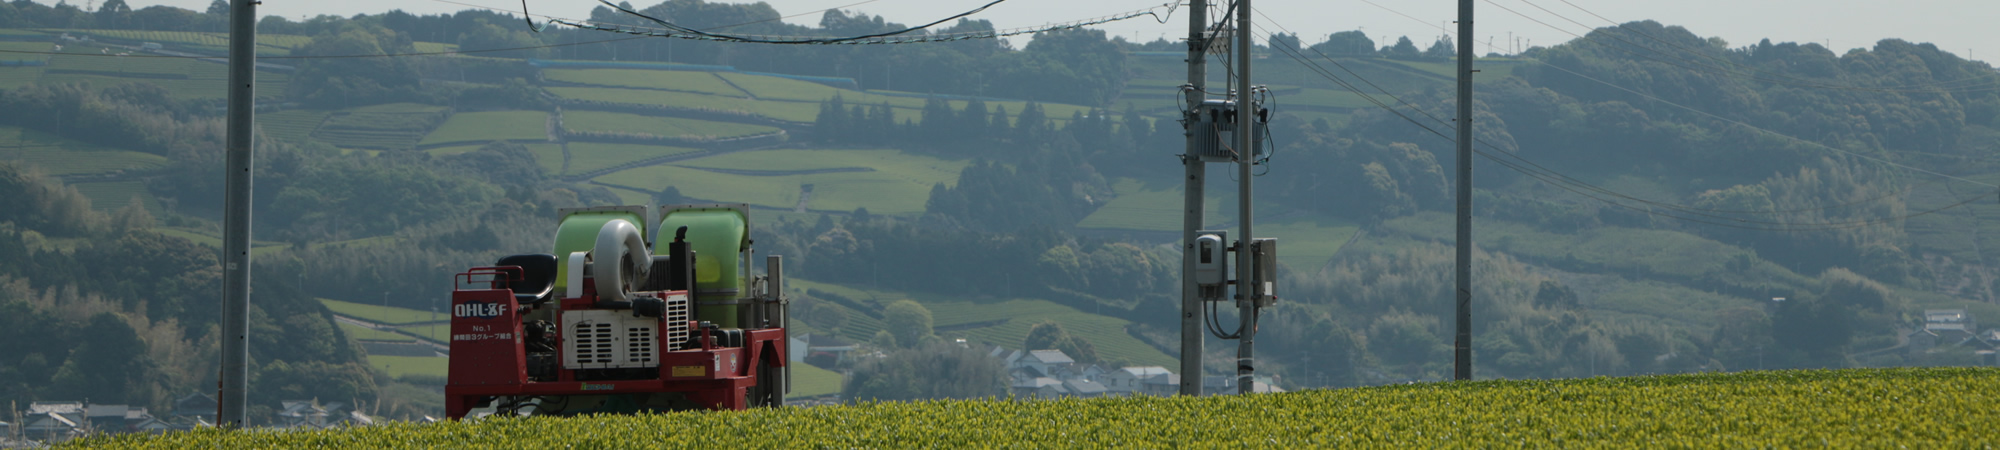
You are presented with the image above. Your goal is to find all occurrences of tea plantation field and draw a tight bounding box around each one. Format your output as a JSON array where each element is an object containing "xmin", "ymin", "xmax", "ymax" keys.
[{"xmin": 72, "ymin": 368, "xmax": 2000, "ymax": 448}]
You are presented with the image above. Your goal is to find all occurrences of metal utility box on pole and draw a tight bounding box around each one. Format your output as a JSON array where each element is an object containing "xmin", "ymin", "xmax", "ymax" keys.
[
  {"xmin": 218, "ymin": 0, "xmax": 257, "ymax": 426},
  {"xmin": 1453, "ymin": 0, "xmax": 1476, "ymax": 381},
  {"xmin": 1178, "ymin": 0, "xmax": 1208, "ymax": 397}
]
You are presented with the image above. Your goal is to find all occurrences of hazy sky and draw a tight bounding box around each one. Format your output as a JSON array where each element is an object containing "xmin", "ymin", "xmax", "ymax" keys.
[{"xmin": 67, "ymin": 0, "xmax": 1998, "ymax": 62}]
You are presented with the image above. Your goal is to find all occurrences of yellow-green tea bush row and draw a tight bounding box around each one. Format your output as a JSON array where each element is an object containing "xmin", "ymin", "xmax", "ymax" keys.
[{"xmin": 69, "ymin": 368, "xmax": 2000, "ymax": 448}]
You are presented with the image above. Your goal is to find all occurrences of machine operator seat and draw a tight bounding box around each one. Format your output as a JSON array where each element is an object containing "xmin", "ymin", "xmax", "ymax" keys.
[{"xmin": 495, "ymin": 253, "xmax": 558, "ymax": 306}]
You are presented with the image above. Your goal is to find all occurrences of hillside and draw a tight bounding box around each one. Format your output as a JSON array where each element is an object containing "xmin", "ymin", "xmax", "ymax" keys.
[
  {"xmin": 3, "ymin": 0, "xmax": 2000, "ymax": 426},
  {"xmin": 72, "ymin": 368, "xmax": 2000, "ymax": 447}
]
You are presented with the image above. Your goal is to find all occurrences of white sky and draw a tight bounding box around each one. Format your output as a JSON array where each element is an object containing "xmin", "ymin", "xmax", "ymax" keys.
[{"xmin": 54, "ymin": 0, "xmax": 2000, "ymax": 62}]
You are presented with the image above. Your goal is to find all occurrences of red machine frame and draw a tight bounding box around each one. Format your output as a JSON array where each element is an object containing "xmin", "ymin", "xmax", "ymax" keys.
[{"xmin": 443, "ymin": 267, "xmax": 786, "ymax": 418}]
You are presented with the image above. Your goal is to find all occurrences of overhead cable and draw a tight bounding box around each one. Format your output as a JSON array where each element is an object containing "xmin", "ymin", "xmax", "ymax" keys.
[{"xmin": 550, "ymin": 0, "xmax": 1177, "ymax": 45}]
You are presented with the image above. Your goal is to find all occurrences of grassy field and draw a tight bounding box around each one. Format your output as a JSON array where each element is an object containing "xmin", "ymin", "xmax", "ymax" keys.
[
  {"xmin": 46, "ymin": 51, "xmax": 192, "ymax": 77},
  {"xmin": 543, "ymin": 69, "xmax": 746, "ymax": 97},
  {"xmin": 35, "ymin": 44, "xmax": 289, "ymax": 98},
  {"xmin": 35, "ymin": 61, "xmax": 289, "ymax": 99},
  {"xmin": 320, "ymin": 298, "xmax": 443, "ymax": 326},
  {"xmin": 81, "ymin": 368, "xmax": 2000, "ymax": 448},
  {"xmin": 562, "ymin": 110, "xmax": 779, "ymax": 139},
  {"xmin": 400, "ymin": 323, "xmax": 451, "ymax": 343},
  {"xmin": 550, "ymin": 73, "xmax": 1093, "ymax": 126},
  {"xmin": 1380, "ymin": 211, "xmax": 1808, "ymax": 284},
  {"xmin": 784, "ymin": 278, "xmax": 887, "ymax": 339},
  {"xmin": 597, "ymin": 148, "xmax": 966, "ymax": 215},
  {"xmin": 1253, "ymin": 216, "xmax": 1362, "ymax": 273},
  {"xmin": 349, "ymin": 103, "xmax": 451, "ymax": 114},
  {"xmin": 712, "ymin": 72, "xmax": 1093, "ymax": 124},
  {"xmin": 564, "ymin": 142, "xmax": 699, "ymax": 175},
  {"xmin": 600, "ymin": 185, "xmax": 656, "ymax": 208},
  {"xmin": 370, "ymin": 355, "xmax": 448, "ymax": 380},
  {"xmin": 0, "ymin": 41, "xmax": 53, "ymax": 62},
  {"xmin": 151, "ymin": 228, "xmax": 287, "ymax": 255},
  {"xmin": 0, "ymin": 127, "xmax": 168, "ymax": 176},
  {"xmin": 339, "ymin": 321, "xmax": 417, "ymax": 343},
  {"xmin": 1286, "ymin": 88, "xmax": 1375, "ymax": 109},
  {"xmin": 1075, "ymin": 178, "xmax": 1199, "ymax": 231},
  {"xmin": 0, "ymin": 65, "xmax": 43, "ymax": 90},
  {"xmin": 529, "ymin": 144, "xmax": 567, "ymax": 174},
  {"xmin": 788, "ymin": 363, "xmax": 842, "ymax": 399},
  {"xmin": 930, "ymin": 298, "xmax": 1174, "ymax": 368},
  {"xmin": 714, "ymin": 72, "xmax": 841, "ymax": 101},
  {"xmin": 258, "ymin": 110, "xmax": 330, "ymax": 143},
  {"xmin": 787, "ymin": 278, "xmax": 1173, "ymax": 368},
  {"xmin": 312, "ymin": 103, "xmax": 452, "ymax": 149},
  {"xmin": 547, "ymin": 86, "xmax": 821, "ymax": 122},
  {"xmin": 419, "ymin": 111, "xmax": 549, "ymax": 147}
]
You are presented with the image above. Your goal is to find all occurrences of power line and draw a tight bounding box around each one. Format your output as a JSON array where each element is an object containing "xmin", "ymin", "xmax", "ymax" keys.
[
  {"xmin": 552, "ymin": 0, "xmax": 1177, "ymax": 45},
  {"xmin": 582, "ymin": 0, "xmax": 1009, "ymax": 44},
  {"xmin": 481, "ymin": 0, "xmax": 887, "ymax": 32},
  {"xmin": 0, "ymin": 35, "xmax": 652, "ymax": 59},
  {"xmin": 0, "ymin": 0, "xmax": 898, "ymax": 60}
]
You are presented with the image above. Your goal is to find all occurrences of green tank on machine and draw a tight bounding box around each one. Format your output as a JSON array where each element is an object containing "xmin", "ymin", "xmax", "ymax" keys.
[
  {"xmin": 551, "ymin": 206, "xmax": 649, "ymax": 296},
  {"xmin": 659, "ymin": 204, "xmax": 750, "ymax": 328}
]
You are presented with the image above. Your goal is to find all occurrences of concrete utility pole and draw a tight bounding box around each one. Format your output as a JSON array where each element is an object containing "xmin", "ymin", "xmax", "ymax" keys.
[
  {"xmin": 218, "ymin": 0, "xmax": 257, "ymax": 426},
  {"xmin": 1233, "ymin": 0, "xmax": 1257, "ymax": 396},
  {"xmin": 1453, "ymin": 0, "xmax": 1475, "ymax": 381},
  {"xmin": 1178, "ymin": 0, "xmax": 1207, "ymax": 397}
]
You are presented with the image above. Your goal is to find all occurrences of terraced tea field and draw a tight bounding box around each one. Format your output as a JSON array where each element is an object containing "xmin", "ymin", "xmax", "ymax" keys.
[
  {"xmin": 563, "ymin": 142, "xmax": 699, "ymax": 175},
  {"xmin": 338, "ymin": 321, "xmax": 417, "ymax": 343},
  {"xmin": 419, "ymin": 111, "xmax": 549, "ymax": 147},
  {"xmin": 320, "ymin": 298, "xmax": 444, "ymax": 326},
  {"xmin": 543, "ymin": 68, "xmax": 746, "ymax": 97},
  {"xmin": 547, "ymin": 86, "xmax": 822, "ymax": 122},
  {"xmin": 0, "ymin": 127, "xmax": 167, "ymax": 175},
  {"xmin": 562, "ymin": 110, "xmax": 778, "ymax": 139},
  {"xmin": 595, "ymin": 148, "xmax": 965, "ymax": 215}
]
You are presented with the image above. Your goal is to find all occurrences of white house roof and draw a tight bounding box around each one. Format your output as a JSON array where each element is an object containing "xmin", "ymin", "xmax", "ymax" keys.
[
  {"xmin": 86, "ymin": 405, "xmax": 132, "ymax": 419},
  {"xmin": 28, "ymin": 402, "xmax": 83, "ymax": 415},
  {"xmin": 1015, "ymin": 377, "xmax": 1065, "ymax": 389},
  {"xmin": 1929, "ymin": 323, "xmax": 1969, "ymax": 332},
  {"xmin": 1926, "ymin": 309, "xmax": 1968, "ymax": 322},
  {"xmin": 1025, "ymin": 349, "xmax": 1074, "ymax": 365}
]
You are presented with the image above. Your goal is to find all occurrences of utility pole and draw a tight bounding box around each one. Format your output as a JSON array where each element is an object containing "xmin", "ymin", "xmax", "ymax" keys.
[
  {"xmin": 1233, "ymin": 0, "xmax": 1257, "ymax": 396},
  {"xmin": 218, "ymin": 0, "xmax": 257, "ymax": 427},
  {"xmin": 1453, "ymin": 0, "xmax": 1475, "ymax": 382},
  {"xmin": 1178, "ymin": 0, "xmax": 1208, "ymax": 397}
]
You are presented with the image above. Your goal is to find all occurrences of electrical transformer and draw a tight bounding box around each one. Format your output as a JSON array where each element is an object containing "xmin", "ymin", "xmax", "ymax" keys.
[{"xmin": 1188, "ymin": 99, "xmax": 1269, "ymax": 162}]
